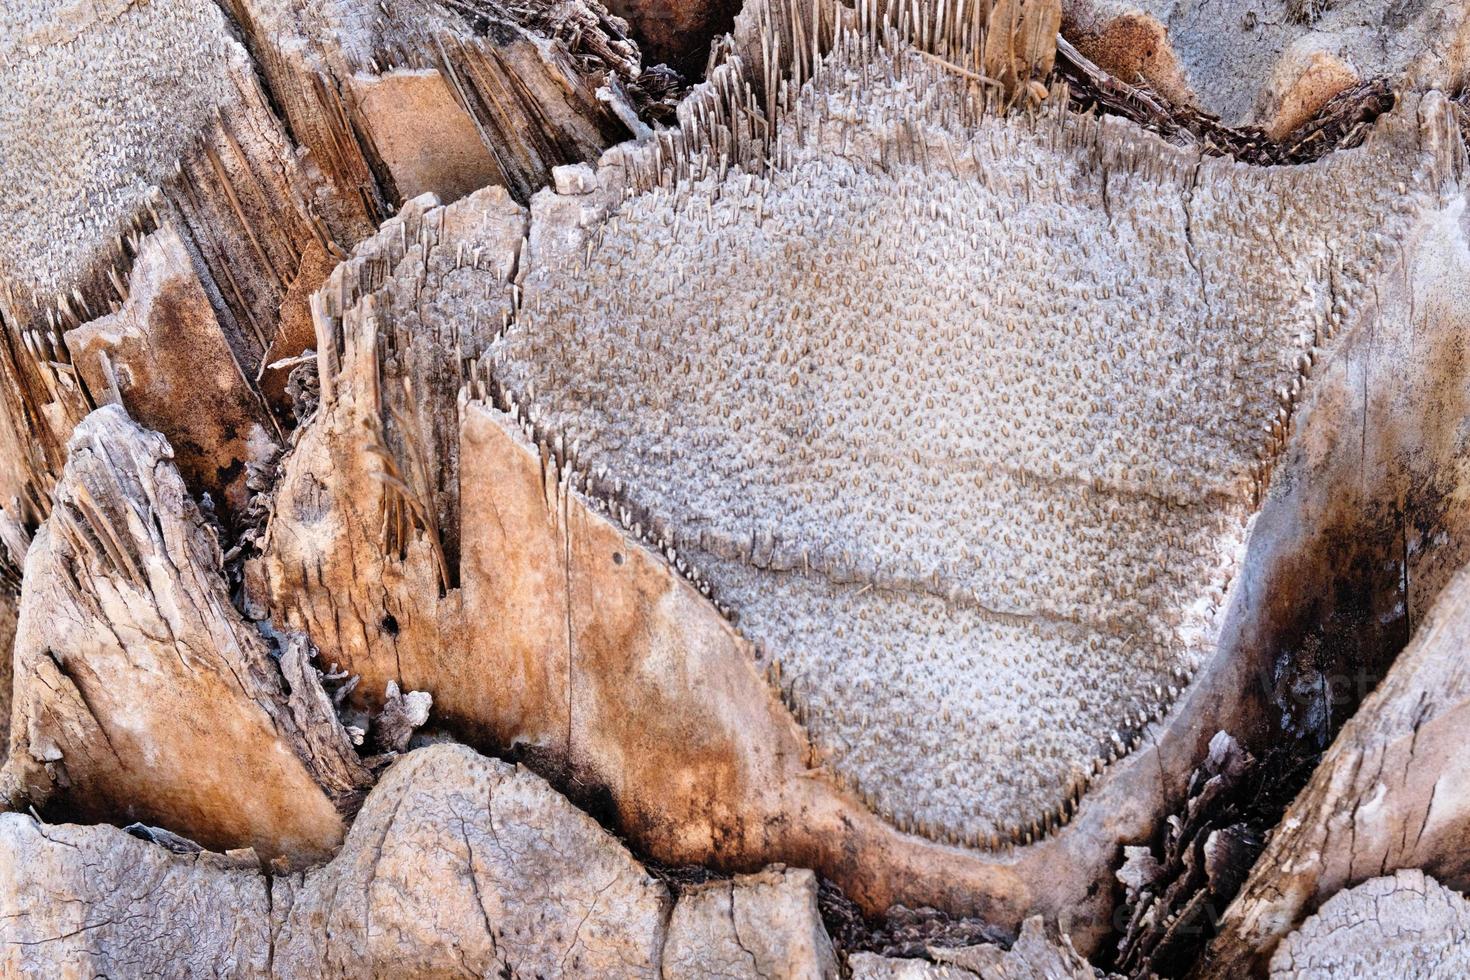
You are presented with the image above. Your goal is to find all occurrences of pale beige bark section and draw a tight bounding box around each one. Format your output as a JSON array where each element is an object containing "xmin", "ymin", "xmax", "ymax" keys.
[
  {"xmin": 0, "ymin": 407, "xmax": 368, "ymax": 863},
  {"xmin": 1260, "ymin": 49, "xmax": 1362, "ymax": 140},
  {"xmin": 1269, "ymin": 869, "xmax": 1470, "ymax": 978},
  {"xmin": 662, "ymin": 868, "xmax": 838, "ymax": 979},
  {"xmin": 984, "ymin": 0, "xmax": 1064, "ymax": 98},
  {"xmin": 246, "ymin": 186, "xmax": 529, "ymax": 744},
  {"xmin": 272, "ymin": 744, "xmax": 671, "ymax": 977},
  {"xmin": 1203, "ymin": 563, "xmax": 1470, "ymax": 976},
  {"xmin": 0, "ymin": 813, "xmax": 275, "ymax": 980},
  {"xmin": 0, "ymin": 743, "xmax": 853, "ymax": 978},
  {"xmin": 347, "ymin": 69, "xmax": 504, "ymax": 205}
]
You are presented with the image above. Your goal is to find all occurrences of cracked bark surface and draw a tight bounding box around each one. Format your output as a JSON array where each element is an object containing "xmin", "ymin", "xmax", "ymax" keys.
[
  {"xmin": 0, "ymin": 742, "xmax": 1098, "ymax": 978},
  {"xmin": 0, "ymin": 407, "xmax": 369, "ymax": 863},
  {"xmin": 663, "ymin": 868, "xmax": 839, "ymax": 978},
  {"xmin": 1267, "ymin": 869, "xmax": 1470, "ymax": 978},
  {"xmin": 1061, "ymin": 0, "xmax": 1470, "ymax": 133},
  {"xmin": 270, "ymin": 744, "xmax": 672, "ymax": 977},
  {"xmin": 244, "ymin": 6, "xmax": 1470, "ymax": 953},
  {"xmin": 0, "ymin": 813, "xmax": 276, "ymax": 979},
  {"xmin": 7, "ymin": 0, "xmax": 1470, "ymax": 975}
]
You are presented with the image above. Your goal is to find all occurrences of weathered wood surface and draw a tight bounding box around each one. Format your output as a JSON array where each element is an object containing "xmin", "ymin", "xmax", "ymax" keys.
[
  {"xmin": 1201, "ymin": 564, "xmax": 1470, "ymax": 976},
  {"xmin": 249, "ymin": 19, "xmax": 1470, "ymax": 951},
  {"xmin": 1061, "ymin": 0, "xmax": 1470, "ymax": 132},
  {"xmin": 5, "ymin": 0, "xmax": 1470, "ymax": 975},
  {"xmin": 1268, "ymin": 870, "xmax": 1470, "ymax": 979},
  {"xmin": 0, "ymin": 408, "xmax": 370, "ymax": 863}
]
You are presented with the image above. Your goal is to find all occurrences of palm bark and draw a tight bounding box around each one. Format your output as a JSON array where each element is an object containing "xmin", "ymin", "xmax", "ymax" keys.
[{"xmin": 4, "ymin": 0, "xmax": 1470, "ymax": 976}]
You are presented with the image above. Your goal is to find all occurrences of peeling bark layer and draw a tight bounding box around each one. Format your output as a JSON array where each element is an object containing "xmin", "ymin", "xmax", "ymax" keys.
[
  {"xmin": 0, "ymin": 408, "xmax": 368, "ymax": 863},
  {"xmin": 0, "ymin": 0, "xmax": 344, "ymax": 527},
  {"xmin": 0, "ymin": 590, "xmax": 14, "ymax": 763},
  {"xmin": 63, "ymin": 225, "xmax": 281, "ymax": 518},
  {"xmin": 219, "ymin": 0, "xmax": 646, "ymax": 213},
  {"xmin": 0, "ymin": 0, "xmax": 647, "ymax": 532}
]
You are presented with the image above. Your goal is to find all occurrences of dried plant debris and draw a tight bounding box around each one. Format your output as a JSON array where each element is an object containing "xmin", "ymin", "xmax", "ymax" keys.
[
  {"xmin": 1268, "ymin": 870, "xmax": 1470, "ymax": 979},
  {"xmin": 1112, "ymin": 732, "xmax": 1271, "ymax": 976},
  {"xmin": 601, "ymin": 0, "xmax": 745, "ymax": 75},
  {"xmin": 1060, "ymin": 0, "xmax": 1470, "ymax": 131},
  {"xmin": 1056, "ymin": 38, "xmax": 1400, "ymax": 166},
  {"xmin": 487, "ymin": 29, "xmax": 1458, "ymax": 848},
  {"xmin": 368, "ymin": 679, "xmax": 435, "ymax": 753},
  {"xmin": 820, "ymin": 880, "xmax": 1011, "ymax": 960},
  {"xmin": 847, "ymin": 917, "xmax": 1105, "ymax": 978}
]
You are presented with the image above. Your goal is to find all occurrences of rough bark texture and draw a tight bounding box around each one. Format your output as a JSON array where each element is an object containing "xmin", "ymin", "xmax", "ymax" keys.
[
  {"xmin": 1061, "ymin": 0, "xmax": 1470, "ymax": 131},
  {"xmin": 849, "ymin": 917, "xmax": 1100, "ymax": 978},
  {"xmin": 0, "ymin": 590, "xmax": 14, "ymax": 762},
  {"xmin": 270, "ymin": 744, "xmax": 671, "ymax": 976},
  {"xmin": 1269, "ymin": 869, "xmax": 1470, "ymax": 978},
  {"xmin": 8, "ymin": 0, "xmax": 1470, "ymax": 975},
  {"xmin": 0, "ymin": 408, "xmax": 369, "ymax": 863},
  {"xmin": 247, "ymin": 10, "xmax": 1470, "ymax": 952},
  {"xmin": 0, "ymin": 814, "xmax": 276, "ymax": 979},
  {"xmin": 663, "ymin": 868, "xmax": 839, "ymax": 978},
  {"xmin": 0, "ymin": 742, "xmax": 1094, "ymax": 978},
  {"xmin": 0, "ymin": 0, "xmax": 652, "ymax": 533},
  {"xmin": 3, "ymin": 743, "xmax": 969, "ymax": 979},
  {"xmin": 63, "ymin": 225, "xmax": 280, "ymax": 518},
  {"xmin": 218, "ymin": 0, "xmax": 647, "ymax": 213}
]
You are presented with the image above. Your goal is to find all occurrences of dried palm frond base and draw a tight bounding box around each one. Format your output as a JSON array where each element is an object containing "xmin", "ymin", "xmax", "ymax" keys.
[{"xmin": 6, "ymin": 0, "xmax": 1470, "ymax": 975}]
